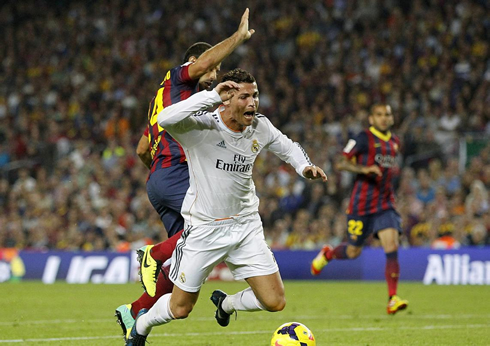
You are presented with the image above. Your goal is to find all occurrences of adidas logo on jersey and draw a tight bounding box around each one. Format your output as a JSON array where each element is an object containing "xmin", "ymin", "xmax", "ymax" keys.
[{"xmin": 216, "ymin": 140, "xmax": 227, "ymax": 149}]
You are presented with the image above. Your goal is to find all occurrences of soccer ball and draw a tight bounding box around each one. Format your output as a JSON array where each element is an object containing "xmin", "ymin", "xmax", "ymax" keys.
[{"xmin": 270, "ymin": 322, "xmax": 316, "ymax": 346}]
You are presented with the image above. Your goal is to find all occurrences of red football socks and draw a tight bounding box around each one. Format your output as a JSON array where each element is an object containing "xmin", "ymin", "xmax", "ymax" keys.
[
  {"xmin": 326, "ymin": 243, "xmax": 348, "ymax": 261},
  {"xmin": 385, "ymin": 251, "xmax": 399, "ymax": 298},
  {"xmin": 150, "ymin": 229, "xmax": 184, "ymax": 262}
]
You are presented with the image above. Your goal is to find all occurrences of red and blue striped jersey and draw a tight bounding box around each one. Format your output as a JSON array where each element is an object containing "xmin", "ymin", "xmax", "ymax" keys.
[
  {"xmin": 343, "ymin": 126, "xmax": 400, "ymax": 216},
  {"xmin": 146, "ymin": 63, "xmax": 199, "ymax": 175}
]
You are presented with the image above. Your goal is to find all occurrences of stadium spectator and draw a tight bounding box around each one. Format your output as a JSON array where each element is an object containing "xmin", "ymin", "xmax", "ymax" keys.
[
  {"xmin": 409, "ymin": 209, "xmax": 432, "ymax": 247},
  {"xmin": 431, "ymin": 229, "xmax": 461, "ymax": 250},
  {"xmin": 415, "ymin": 169, "xmax": 436, "ymax": 205},
  {"xmin": 437, "ymin": 158, "xmax": 462, "ymax": 196},
  {"xmin": 465, "ymin": 180, "xmax": 489, "ymax": 217}
]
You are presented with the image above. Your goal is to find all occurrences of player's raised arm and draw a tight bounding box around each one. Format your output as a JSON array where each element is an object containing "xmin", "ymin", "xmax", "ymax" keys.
[
  {"xmin": 188, "ymin": 8, "xmax": 255, "ymax": 79},
  {"xmin": 157, "ymin": 90, "xmax": 222, "ymax": 127},
  {"xmin": 157, "ymin": 81, "xmax": 241, "ymax": 128}
]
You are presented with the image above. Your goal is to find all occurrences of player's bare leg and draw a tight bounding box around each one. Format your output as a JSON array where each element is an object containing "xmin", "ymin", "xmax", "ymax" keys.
[
  {"xmin": 311, "ymin": 243, "xmax": 362, "ymax": 275},
  {"xmin": 129, "ymin": 285, "xmax": 199, "ymax": 344},
  {"xmin": 246, "ymin": 271, "xmax": 286, "ymax": 312},
  {"xmin": 346, "ymin": 245, "xmax": 362, "ymax": 258},
  {"xmin": 378, "ymin": 228, "xmax": 408, "ymax": 314},
  {"xmin": 211, "ymin": 272, "xmax": 285, "ymax": 327},
  {"xmin": 168, "ymin": 285, "xmax": 200, "ymax": 319}
]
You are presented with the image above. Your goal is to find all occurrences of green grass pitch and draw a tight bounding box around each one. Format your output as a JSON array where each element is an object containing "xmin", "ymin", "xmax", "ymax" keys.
[{"xmin": 1, "ymin": 280, "xmax": 489, "ymax": 345}]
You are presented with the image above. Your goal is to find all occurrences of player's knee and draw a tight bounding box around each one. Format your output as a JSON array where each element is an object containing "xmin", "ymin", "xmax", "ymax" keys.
[
  {"xmin": 263, "ymin": 295, "xmax": 286, "ymax": 312},
  {"xmin": 384, "ymin": 243, "xmax": 398, "ymax": 253},
  {"xmin": 171, "ymin": 304, "xmax": 194, "ymax": 319},
  {"xmin": 347, "ymin": 246, "xmax": 362, "ymax": 258}
]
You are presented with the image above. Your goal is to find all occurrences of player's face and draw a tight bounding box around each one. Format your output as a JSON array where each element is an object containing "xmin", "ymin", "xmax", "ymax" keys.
[
  {"xmin": 199, "ymin": 64, "xmax": 221, "ymax": 90},
  {"xmin": 368, "ymin": 105, "xmax": 394, "ymax": 133},
  {"xmin": 229, "ymin": 82, "xmax": 259, "ymax": 131}
]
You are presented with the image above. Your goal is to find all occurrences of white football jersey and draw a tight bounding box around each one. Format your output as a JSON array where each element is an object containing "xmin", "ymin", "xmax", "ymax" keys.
[{"xmin": 158, "ymin": 90, "xmax": 312, "ymax": 225}]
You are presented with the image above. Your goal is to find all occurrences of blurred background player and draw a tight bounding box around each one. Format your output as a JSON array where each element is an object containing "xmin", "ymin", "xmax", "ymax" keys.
[
  {"xmin": 311, "ymin": 104, "xmax": 409, "ymax": 315},
  {"xmin": 115, "ymin": 8, "xmax": 255, "ymax": 341}
]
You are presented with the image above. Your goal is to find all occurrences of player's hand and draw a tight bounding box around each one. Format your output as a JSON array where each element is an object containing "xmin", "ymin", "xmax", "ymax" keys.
[
  {"xmin": 362, "ymin": 165, "xmax": 382, "ymax": 177},
  {"xmin": 303, "ymin": 165, "xmax": 328, "ymax": 182},
  {"xmin": 236, "ymin": 8, "xmax": 255, "ymax": 41},
  {"xmin": 215, "ymin": 81, "xmax": 240, "ymax": 102}
]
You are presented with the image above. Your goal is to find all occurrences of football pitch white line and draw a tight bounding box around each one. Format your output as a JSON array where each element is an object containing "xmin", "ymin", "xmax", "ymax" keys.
[
  {"xmin": 0, "ymin": 324, "xmax": 488, "ymax": 343},
  {"xmin": 0, "ymin": 313, "xmax": 489, "ymax": 326}
]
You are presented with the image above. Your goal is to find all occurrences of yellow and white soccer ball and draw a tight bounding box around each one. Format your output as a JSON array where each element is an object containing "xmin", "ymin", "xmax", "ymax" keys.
[{"xmin": 270, "ymin": 322, "xmax": 316, "ymax": 346}]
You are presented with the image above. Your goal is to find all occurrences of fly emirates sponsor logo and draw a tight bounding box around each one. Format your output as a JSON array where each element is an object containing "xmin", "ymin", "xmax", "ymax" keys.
[{"xmin": 216, "ymin": 154, "xmax": 252, "ymax": 173}]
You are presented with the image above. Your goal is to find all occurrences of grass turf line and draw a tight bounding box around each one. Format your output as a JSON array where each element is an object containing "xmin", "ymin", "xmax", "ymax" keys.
[{"xmin": 1, "ymin": 281, "xmax": 489, "ymax": 345}]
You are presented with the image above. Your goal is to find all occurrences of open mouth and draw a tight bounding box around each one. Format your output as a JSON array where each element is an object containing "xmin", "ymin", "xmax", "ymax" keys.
[{"xmin": 243, "ymin": 111, "xmax": 255, "ymax": 119}]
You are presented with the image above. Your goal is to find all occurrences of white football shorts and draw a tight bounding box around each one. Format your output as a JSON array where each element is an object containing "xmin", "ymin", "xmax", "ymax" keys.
[{"xmin": 169, "ymin": 212, "xmax": 279, "ymax": 292}]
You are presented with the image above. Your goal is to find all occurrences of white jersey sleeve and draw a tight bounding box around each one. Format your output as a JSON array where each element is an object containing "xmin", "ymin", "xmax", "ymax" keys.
[
  {"xmin": 157, "ymin": 90, "xmax": 222, "ymax": 146},
  {"xmin": 262, "ymin": 116, "xmax": 312, "ymax": 178}
]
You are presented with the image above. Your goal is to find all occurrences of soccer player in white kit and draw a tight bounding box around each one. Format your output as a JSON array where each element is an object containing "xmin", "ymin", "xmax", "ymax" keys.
[{"xmin": 125, "ymin": 68, "xmax": 327, "ymax": 345}]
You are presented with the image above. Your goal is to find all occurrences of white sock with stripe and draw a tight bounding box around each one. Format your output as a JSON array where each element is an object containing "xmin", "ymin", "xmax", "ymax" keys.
[
  {"xmin": 136, "ymin": 293, "xmax": 175, "ymax": 335},
  {"xmin": 222, "ymin": 287, "xmax": 265, "ymax": 313}
]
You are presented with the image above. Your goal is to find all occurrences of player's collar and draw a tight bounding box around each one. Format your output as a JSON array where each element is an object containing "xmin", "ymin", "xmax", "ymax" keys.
[{"xmin": 369, "ymin": 126, "xmax": 391, "ymax": 141}]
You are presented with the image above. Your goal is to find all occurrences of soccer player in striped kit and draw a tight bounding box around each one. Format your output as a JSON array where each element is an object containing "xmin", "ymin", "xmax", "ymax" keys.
[
  {"xmin": 311, "ymin": 104, "xmax": 409, "ymax": 315},
  {"xmin": 116, "ymin": 9, "xmax": 255, "ymax": 341}
]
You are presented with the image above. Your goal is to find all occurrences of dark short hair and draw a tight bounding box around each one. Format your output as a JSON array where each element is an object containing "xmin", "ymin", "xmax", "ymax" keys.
[
  {"xmin": 369, "ymin": 103, "xmax": 390, "ymax": 115},
  {"xmin": 220, "ymin": 68, "xmax": 256, "ymax": 84},
  {"xmin": 183, "ymin": 42, "xmax": 212, "ymax": 63}
]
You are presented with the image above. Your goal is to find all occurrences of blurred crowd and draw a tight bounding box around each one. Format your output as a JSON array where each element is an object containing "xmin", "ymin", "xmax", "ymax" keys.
[{"xmin": 0, "ymin": 0, "xmax": 489, "ymax": 251}]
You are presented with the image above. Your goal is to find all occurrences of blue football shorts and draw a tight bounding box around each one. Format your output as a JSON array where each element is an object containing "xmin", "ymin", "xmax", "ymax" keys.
[
  {"xmin": 146, "ymin": 163, "xmax": 190, "ymax": 237},
  {"xmin": 346, "ymin": 208, "xmax": 401, "ymax": 246}
]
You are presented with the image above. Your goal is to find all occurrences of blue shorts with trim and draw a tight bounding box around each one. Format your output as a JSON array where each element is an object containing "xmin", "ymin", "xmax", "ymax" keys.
[
  {"xmin": 146, "ymin": 163, "xmax": 189, "ymax": 237},
  {"xmin": 346, "ymin": 209, "xmax": 401, "ymax": 247}
]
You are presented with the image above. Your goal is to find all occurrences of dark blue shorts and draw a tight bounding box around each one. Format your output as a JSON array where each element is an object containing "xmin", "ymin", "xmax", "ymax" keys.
[
  {"xmin": 146, "ymin": 163, "xmax": 189, "ymax": 237},
  {"xmin": 346, "ymin": 209, "xmax": 401, "ymax": 246}
]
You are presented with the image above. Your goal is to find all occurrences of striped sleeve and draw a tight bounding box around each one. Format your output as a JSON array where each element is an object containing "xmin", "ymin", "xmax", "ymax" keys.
[
  {"xmin": 343, "ymin": 131, "xmax": 368, "ymax": 159},
  {"xmin": 175, "ymin": 63, "xmax": 194, "ymax": 85}
]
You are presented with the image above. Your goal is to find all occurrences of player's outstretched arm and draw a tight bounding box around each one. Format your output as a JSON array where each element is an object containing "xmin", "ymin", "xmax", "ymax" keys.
[
  {"xmin": 188, "ymin": 8, "xmax": 255, "ymax": 79},
  {"xmin": 157, "ymin": 89, "xmax": 222, "ymax": 128},
  {"xmin": 335, "ymin": 156, "xmax": 382, "ymax": 176}
]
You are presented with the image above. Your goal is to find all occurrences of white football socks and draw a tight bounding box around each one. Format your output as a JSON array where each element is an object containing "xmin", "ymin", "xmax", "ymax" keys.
[
  {"xmin": 136, "ymin": 293, "xmax": 175, "ymax": 335},
  {"xmin": 222, "ymin": 287, "xmax": 265, "ymax": 313}
]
